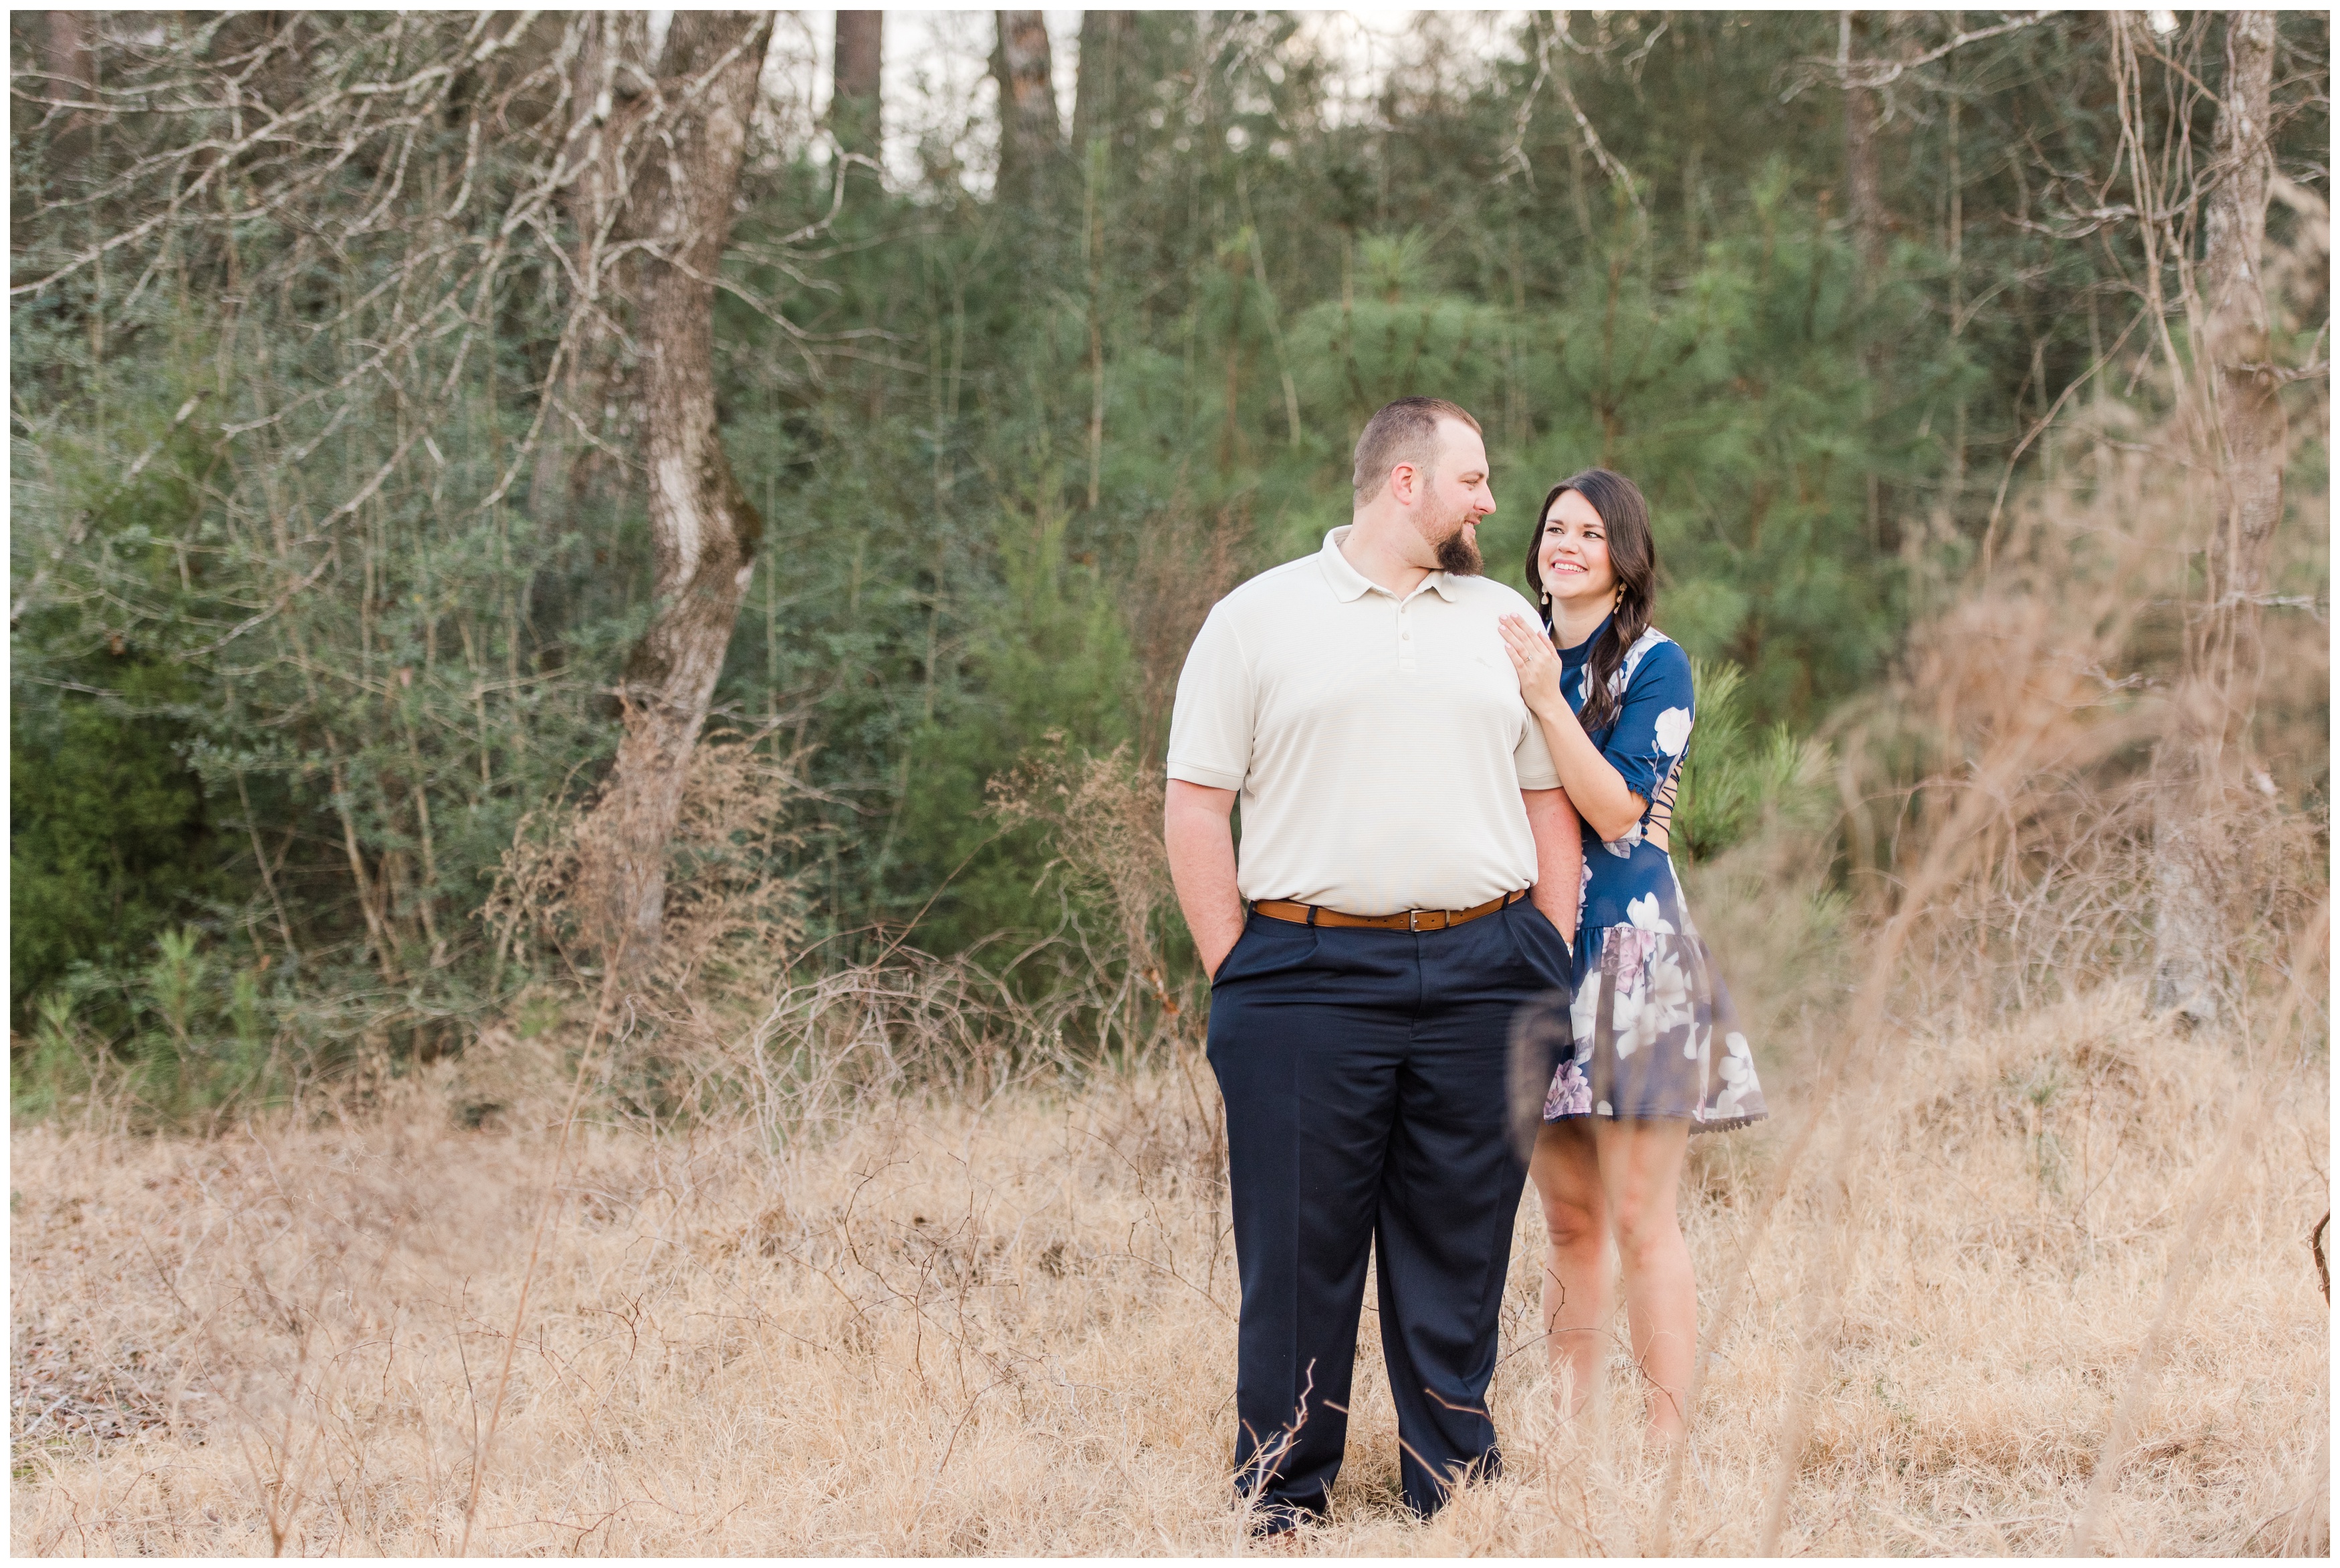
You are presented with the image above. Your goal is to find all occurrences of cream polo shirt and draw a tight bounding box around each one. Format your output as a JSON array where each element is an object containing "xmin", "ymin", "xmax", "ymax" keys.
[{"xmin": 1166, "ymin": 526, "xmax": 1561, "ymax": 916}]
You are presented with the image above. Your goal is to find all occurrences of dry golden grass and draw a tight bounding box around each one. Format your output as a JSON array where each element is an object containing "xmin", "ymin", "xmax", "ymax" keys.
[{"xmin": 11, "ymin": 981, "xmax": 2327, "ymax": 1556}]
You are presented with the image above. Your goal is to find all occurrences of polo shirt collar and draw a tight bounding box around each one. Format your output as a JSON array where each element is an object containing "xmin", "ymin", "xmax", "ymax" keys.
[{"xmin": 1319, "ymin": 526, "xmax": 1459, "ymax": 603}]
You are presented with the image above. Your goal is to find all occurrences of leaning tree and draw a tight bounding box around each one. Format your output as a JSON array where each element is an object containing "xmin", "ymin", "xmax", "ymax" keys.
[{"xmin": 11, "ymin": 11, "xmax": 808, "ymax": 985}]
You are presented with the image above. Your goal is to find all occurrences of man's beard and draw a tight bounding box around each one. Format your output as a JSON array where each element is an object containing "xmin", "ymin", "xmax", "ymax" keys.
[{"xmin": 1433, "ymin": 517, "xmax": 1484, "ymax": 576}]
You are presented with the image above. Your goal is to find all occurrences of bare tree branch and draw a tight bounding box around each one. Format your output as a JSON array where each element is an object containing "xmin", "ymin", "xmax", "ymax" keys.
[{"xmin": 1788, "ymin": 11, "xmax": 2052, "ymax": 98}]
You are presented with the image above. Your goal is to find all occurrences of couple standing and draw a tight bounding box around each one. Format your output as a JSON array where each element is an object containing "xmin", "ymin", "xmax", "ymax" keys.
[{"xmin": 1164, "ymin": 396, "xmax": 1768, "ymax": 1534}]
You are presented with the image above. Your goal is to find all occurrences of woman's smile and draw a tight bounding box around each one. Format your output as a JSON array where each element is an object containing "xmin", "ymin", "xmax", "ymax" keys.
[{"xmin": 1537, "ymin": 488, "xmax": 1617, "ymax": 608}]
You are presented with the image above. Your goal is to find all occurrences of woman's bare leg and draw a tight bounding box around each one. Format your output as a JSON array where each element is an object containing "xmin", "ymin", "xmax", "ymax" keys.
[
  {"xmin": 1529, "ymin": 1120, "xmax": 1611, "ymax": 1418},
  {"xmin": 1593, "ymin": 1118, "xmax": 1695, "ymax": 1438}
]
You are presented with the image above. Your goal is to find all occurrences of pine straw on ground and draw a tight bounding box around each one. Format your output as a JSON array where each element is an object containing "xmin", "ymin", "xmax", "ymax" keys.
[{"xmin": 10, "ymin": 985, "xmax": 2329, "ymax": 1556}]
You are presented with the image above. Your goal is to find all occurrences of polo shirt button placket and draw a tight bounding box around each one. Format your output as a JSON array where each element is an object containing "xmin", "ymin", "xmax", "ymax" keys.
[{"xmin": 1398, "ymin": 601, "xmax": 1415, "ymax": 672}]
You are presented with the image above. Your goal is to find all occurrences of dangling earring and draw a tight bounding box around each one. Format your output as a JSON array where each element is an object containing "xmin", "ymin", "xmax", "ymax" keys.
[{"xmin": 1540, "ymin": 587, "xmax": 1550, "ymax": 606}]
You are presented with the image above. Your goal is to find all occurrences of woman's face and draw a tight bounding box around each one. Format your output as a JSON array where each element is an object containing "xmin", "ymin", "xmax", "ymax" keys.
[{"xmin": 1537, "ymin": 489, "xmax": 1616, "ymax": 611}]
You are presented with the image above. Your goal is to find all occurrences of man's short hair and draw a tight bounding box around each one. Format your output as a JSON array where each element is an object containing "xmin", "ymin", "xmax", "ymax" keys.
[{"xmin": 1351, "ymin": 397, "xmax": 1483, "ymax": 505}]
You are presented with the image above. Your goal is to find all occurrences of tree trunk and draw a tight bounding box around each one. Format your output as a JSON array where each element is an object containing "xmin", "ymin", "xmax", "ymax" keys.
[
  {"xmin": 831, "ymin": 11, "xmax": 883, "ymax": 158},
  {"xmin": 41, "ymin": 11, "xmax": 92, "ymax": 90},
  {"xmin": 991, "ymin": 11, "xmax": 1060, "ymax": 208},
  {"xmin": 1843, "ymin": 12, "xmax": 1891, "ymax": 543},
  {"xmin": 1839, "ymin": 12, "xmax": 1891, "ymax": 280},
  {"xmin": 2148, "ymin": 10, "xmax": 2280, "ymax": 1023},
  {"xmin": 2199, "ymin": 9, "xmax": 2285, "ymax": 675},
  {"xmin": 529, "ymin": 14, "xmax": 655, "ymax": 600},
  {"xmin": 1072, "ymin": 11, "xmax": 1130, "ymax": 152},
  {"xmin": 583, "ymin": 10, "xmax": 774, "ymax": 973},
  {"xmin": 41, "ymin": 12, "xmax": 96, "ymax": 154}
]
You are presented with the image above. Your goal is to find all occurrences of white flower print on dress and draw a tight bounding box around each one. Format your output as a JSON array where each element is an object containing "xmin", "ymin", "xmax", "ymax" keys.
[
  {"xmin": 1603, "ymin": 929, "xmax": 1656, "ymax": 1057},
  {"xmin": 1615, "ymin": 993, "xmax": 1659, "ymax": 1059},
  {"xmin": 1652, "ymin": 705, "xmax": 1692, "ymax": 757},
  {"xmin": 1617, "ymin": 627, "xmax": 1667, "ymax": 692},
  {"xmin": 1626, "ymin": 892, "xmax": 1677, "ymax": 934},
  {"xmin": 1570, "ymin": 970, "xmax": 1603, "ymax": 1041},
  {"xmin": 1646, "ymin": 945, "xmax": 1695, "ymax": 1029},
  {"xmin": 1711, "ymin": 1033, "xmax": 1756, "ymax": 1118}
]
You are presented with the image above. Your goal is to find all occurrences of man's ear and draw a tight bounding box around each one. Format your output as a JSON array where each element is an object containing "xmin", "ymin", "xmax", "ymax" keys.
[{"xmin": 1388, "ymin": 461, "xmax": 1419, "ymax": 506}]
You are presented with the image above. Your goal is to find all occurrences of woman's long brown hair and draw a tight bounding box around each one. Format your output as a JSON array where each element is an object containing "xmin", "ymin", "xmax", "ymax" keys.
[{"xmin": 1521, "ymin": 467, "xmax": 1655, "ymax": 733}]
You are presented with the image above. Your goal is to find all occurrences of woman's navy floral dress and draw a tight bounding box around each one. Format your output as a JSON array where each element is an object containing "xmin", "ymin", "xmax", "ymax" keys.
[{"xmin": 1542, "ymin": 618, "xmax": 1767, "ymax": 1134}]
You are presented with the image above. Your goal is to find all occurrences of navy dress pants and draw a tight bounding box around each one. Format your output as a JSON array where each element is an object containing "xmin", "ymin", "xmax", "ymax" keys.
[{"xmin": 1205, "ymin": 898, "xmax": 1574, "ymax": 1525}]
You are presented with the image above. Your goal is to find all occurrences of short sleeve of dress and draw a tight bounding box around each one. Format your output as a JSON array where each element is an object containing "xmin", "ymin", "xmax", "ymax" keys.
[
  {"xmin": 1164, "ymin": 604, "xmax": 1253, "ymax": 791},
  {"xmin": 1602, "ymin": 638, "xmax": 1694, "ymax": 807}
]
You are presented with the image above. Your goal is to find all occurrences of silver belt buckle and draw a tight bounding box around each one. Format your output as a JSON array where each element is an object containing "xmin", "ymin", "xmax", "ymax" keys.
[{"xmin": 1409, "ymin": 909, "xmax": 1421, "ymax": 932}]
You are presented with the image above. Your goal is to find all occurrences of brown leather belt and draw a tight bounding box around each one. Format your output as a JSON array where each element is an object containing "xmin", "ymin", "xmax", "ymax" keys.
[{"xmin": 1250, "ymin": 889, "xmax": 1526, "ymax": 932}]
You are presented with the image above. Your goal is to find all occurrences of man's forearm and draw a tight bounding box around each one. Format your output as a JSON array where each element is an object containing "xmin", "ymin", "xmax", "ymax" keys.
[
  {"xmin": 1522, "ymin": 786, "xmax": 1583, "ymax": 946},
  {"xmin": 1165, "ymin": 782, "xmax": 1245, "ymax": 976}
]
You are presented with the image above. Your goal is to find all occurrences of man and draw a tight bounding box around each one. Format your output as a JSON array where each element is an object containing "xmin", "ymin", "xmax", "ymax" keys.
[{"xmin": 1164, "ymin": 396, "xmax": 1582, "ymax": 1531}]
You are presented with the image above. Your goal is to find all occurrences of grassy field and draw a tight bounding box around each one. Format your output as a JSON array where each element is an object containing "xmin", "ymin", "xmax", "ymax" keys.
[{"xmin": 10, "ymin": 981, "xmax": 2328, "ymax": 1556}]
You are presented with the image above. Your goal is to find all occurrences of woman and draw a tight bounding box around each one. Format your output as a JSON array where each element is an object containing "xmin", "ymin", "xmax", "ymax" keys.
[{"xmin": 1496, "ymin": 468, "xmax": 1767, "ymax": 1440}]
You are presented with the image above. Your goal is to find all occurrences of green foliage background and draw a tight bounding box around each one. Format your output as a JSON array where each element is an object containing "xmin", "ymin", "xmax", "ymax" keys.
[{"xmin": 9, "ymin": 11, "xmax": 2329, "ymax": 1112}]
